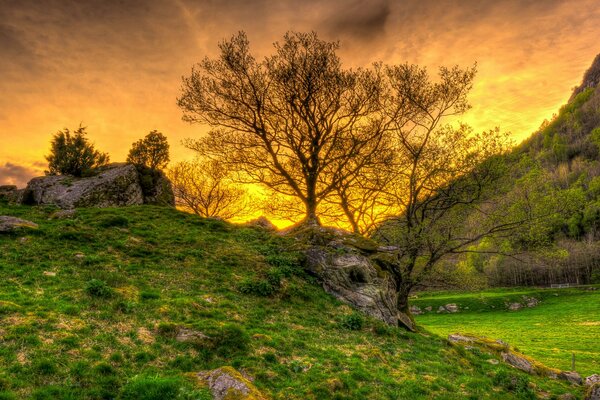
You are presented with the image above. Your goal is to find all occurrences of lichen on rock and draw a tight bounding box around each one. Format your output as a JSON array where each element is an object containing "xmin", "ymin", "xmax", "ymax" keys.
[
  {"xmin": 195, "ymin": 366, "xmax": 268, "ymax": 400},
  {"xmin": 285, "ymin": 224, "xmax": 404, "ymax": 328}
]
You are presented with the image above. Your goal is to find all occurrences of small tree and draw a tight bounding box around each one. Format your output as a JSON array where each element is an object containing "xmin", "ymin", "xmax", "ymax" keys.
[
  {"xmin": 46, "ymin": 125, "xmax": 109, "ymax": 177},
  {"xmin": 127, "ymin": 130, "xmax": 170, "ymax": 170},
  {"xmin": 168, "ymin": 158, "xmax": 247, "ymax": 219}
]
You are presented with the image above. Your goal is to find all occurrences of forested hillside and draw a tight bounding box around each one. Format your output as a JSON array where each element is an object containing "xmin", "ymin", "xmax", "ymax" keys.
[{"xmin": 434, "ymin": 55, "xmax": 600, "ymax": 288}]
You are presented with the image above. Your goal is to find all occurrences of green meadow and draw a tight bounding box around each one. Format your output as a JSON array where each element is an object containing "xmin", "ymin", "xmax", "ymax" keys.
[
  {"xmin": 0, "ymin": 204, "xmax": 585, "ymax": 399},
  {"xmin": 413, "ymin": 287, "xmax": 600, "ymax": 377}
]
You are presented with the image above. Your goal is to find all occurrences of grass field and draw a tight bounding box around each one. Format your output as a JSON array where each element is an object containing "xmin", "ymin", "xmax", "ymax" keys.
[
  {"xmin": 413, "ymin": 287, "xmax": 600, "ymax": 377},
  {"xmin": 0, "ymin": 204, "xmax": 587, "ymax": 399}
]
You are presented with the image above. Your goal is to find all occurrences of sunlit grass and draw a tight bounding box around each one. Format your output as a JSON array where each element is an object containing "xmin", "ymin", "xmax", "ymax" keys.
[
  {"xmin": 0, "ymin": 204, "xmax": 585, "ymax": 399},
  {"xmin": 414, "ymin": 287, "xmax": 600, "ymax": 377}
]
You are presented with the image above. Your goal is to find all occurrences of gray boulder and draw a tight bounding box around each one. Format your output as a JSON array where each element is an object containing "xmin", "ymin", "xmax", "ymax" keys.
[
  {"xmin": 288, "ymin": 224, "xmax": 404, "ymax": 328},
  {"xmin": 587, "ymin": 375, "xmax": 600, "ymax": 387},
  {"xmin": 0, "ymin": 185, "xmax": 16, "ymax": 200},
  {"xmin": 196, "ymin": 367, "xmax": 267, "ymax": 400},
  {"xmin": 0, "ymin": 185, "xmax": 23, "ymax": 203},
  {"xmin": 448, "ymin": 334, "xmax": 476, "ymax": 344},
  {"xmin": 49, "ymin": 209, "xmax": 77, "ymax": 220},
  {"xmin": 558, "ymin": 371, "xmax": 583, "ymax": 385},
  {"xmin": 587, "ymin": 383, "xmax": 600, "ymax": 400},
  {"xmin": 501, "ymin": 352, "xmax": 534, "ymax": 373},
  {"xmin": 20, "ymin": 164, "xmax": 174, "ymax": 209},
  {"xmin": 245, "ymin": 216, "xmax": 277, "ymax": 231},
  {"xmin": 176, "ymin": 328, "xmax": 209, "ymax": 344},
  {"xmin": 508, "ymin": 302, "xmax": 523, "ymax": 311},
  {"xmin": 0, "ymin": 216, "xmax": 38, "ymax": 233},
  {"xmin": 410, "ymin": 305, "xmax": 423, "ymax": 315}
]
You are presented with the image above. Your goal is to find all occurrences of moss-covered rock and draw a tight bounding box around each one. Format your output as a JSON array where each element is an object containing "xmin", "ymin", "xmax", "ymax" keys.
[
  {"xmin": 448, "ymin": 333, "xmax": 583, "ymax": 385},
  {"xmin": 194, "ymin": 366, "xmax": 268, "ymax": 400},
  {"xmin": 285, "ymin": 224, "xmax": 400, "ymax": 327},
  {"xmin": 0, "ymin": 215, "xmax": 38, "ymax": 232}
]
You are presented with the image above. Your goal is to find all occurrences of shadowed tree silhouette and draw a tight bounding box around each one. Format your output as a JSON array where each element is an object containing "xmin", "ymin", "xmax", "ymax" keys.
[
  {"xmin": 178, "ymin": 31, "xmax": 386, "ymax": 226},
  {"xmin": 127, "ymin": 130, "xmax": 170, "ymax": 171},
  {"xmin": 168, "ymin": 158, "xmax": 247, "ymax": 220},
  {"xmin": 46, "ymin": 125, "xmax": 109, "ymax": 177}
]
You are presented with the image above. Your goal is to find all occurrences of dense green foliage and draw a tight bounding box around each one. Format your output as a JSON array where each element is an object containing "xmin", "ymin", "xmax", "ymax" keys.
[
  {"xmin": 433, "ymin": 84, "xmax": 600, "ymax": 288},
  {"xmin": 127, "ymin": 130, "xmax": 170, "ymax": 171},
  {"xmin": 414, "ymin": 287, "xmax": 600, "ymax": 376},
  {"xmin": 45, "ymin": 126, "xmax": 109, "ymax": 177},
  {"xmin": 0, "ymin": 204, "xmax": 582, "ymax": 399}
]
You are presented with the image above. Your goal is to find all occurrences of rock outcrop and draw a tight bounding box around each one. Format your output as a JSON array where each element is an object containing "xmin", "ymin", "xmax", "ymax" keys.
[
  {"xmin": 0, "ymin": 216, "xmax": 38, "ymax": 233},
  {"xmin": 0, "ymin": 185, "xmax": 23, "ymax": 203},
  {"xmin": 20, "ymin": 163, "xmax": 174, "ymax": 209},
  {"xmin": 195, "ymin": 367, "xmax": 267, "ymax": 400},
  {"xmin": 587, "ymin": 383, "xmax": 600, "ymax": 400},
  {"xmin": 0, "ymin": 185, "xmax": 16, "ymax": 200},
  {"xmin": 286, "ymin": 224, "xmax": 408, "ymax": 329},
  {"xmin": 438, "ymin": 303, "xmax": 460, "ymax": 313},
  {"xmin": 587, "ymin": 375, "xmax": 600, "ymax": 387},
  {"xmin": 448, "ymin": 333, "xmax": 583, "ymax": 386},
  {"xmin": 136, "ymin": 167, "xmax": 175, "ymax": 206},
  {"xmin": 570, "ymin": 53, "xmax": 600, "ymax": 101}
]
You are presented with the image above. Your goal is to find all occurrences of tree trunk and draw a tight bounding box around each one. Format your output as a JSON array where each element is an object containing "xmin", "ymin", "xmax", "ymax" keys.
[
  {"xmin": 304, "ymin": 199, "xmax": 320, "ymax": 226},
  {"xmin": 396, "ymin": 281, "xmax": 416, "ymax": 331}
]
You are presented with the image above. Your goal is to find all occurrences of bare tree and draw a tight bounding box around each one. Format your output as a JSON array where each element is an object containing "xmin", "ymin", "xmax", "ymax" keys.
[
  {"xmin": 323, "ymin": 143, "xmax": 397, "ymax": 234},
  {"xmin": 368, "ymin": 64, "xmax": 523, "ymax": 328},
  {"xmin": 168, "ymin": 159, "xmax": 247, "ymax": 220},
  {"xmin": 178, "ymin": 31, "xmax": 386, "ymax": 225}
]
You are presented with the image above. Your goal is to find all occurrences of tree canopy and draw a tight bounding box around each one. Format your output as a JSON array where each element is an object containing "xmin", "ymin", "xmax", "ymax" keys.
[
  {"xmin": 46, "ymin": 125, "xmax": 109, "ymax": 177},
  {"xmin": 178, "ymin": 31, "xmax": 534, "ymax": 328},
  {"xmin": 179, "ymin": 31, "xmax": 385, "ymax": 224},
  {"xmin": 127, "ymin": 130, "xmax": 170, "ymax": 170}
]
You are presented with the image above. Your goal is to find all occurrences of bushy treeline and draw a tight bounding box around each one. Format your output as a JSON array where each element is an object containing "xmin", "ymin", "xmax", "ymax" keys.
[{"xmin": 439, "ymin": 86, "xmax": 600, "ymax": 287}]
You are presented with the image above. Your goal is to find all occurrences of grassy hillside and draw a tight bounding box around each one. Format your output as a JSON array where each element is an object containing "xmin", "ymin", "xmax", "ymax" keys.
[
  {"xmin": 439, "ymin": 64, "xmax": 600, "ymax": 288},
  {"xmin": 413, "ymin": 288, "xmax": 600, "ymax": 376},
  {"xmin": 0, "ymin": 204, "xmax": 585, "ymax": 399}
]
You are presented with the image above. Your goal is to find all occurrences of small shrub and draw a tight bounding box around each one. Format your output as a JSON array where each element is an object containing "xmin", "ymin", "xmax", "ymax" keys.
[
  {"xmin": 45, "ymin": 125, "xmax": 109, "ymax": 177},
  {"xmin": 96, "ymin": 215, "xmax": 129, "ymax": 228},
  {"xmin": 0, "ymin": 391, "xmax": 17, "ymax": 400},
  {"xmin": 127, "ymin": 130, "xmax": 170, "ymax": 171},
  {"xmin": 339, "ymin": 313, "xmax": 364, "ymax": 331},
  {"xmin": 156, "ymin": 322, "xmax": 178, "ymax": 338},
  {"xmin": 373, "ymin": 322, "xmax": 393, "ymax": 336},
  {"xmin": 238, "ymin": 278, "xmax": 276, "ymax": 297},
  {"xmin": 93, "ymin": 362, "xmax": 115, "ymax": 376},
  {"xmin": 133, "ymin": 351, "xmax": 156, "ymax": 364},
  {"xmin": 140, "ymin": 290, "xmax": 160, "ymax": 300},
  {"xmin": 85, "ymin": 279, "xmax": 113, "ymax": 298},
  {"xmin": 211, "ymin": 324, "xmax": 250, "ymax": 357},
  {"xmin": 32, "ymin": 358, "xmax": 57, "ymax": 375},
  {"xmin": 263, "ymin": 352, "xmax": 277, "ymax": 363},
  {"xmin": 120, "ymin": 375, "xmax": 181, "ymax": 400},
  {"xmin": 493, "ymin": 370, "xmax": 534, "ymax": 398},
  {"xmin": 31, "ymin": 385, "xmax": 77, "ymax": 400},
  {"xmin": 109, "ymin": 352, "xmax": 124, "ymax": 363},
  {"xmin": 114, "ymin": 300, "xmax": 136, "ymax": 314}
]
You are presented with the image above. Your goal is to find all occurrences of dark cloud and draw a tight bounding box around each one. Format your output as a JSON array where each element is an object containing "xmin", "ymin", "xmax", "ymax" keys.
[
  {"xmin": 322, "ymin": 0, "xmax": 390, "ymax": 42},
  {"xmin": 0, "ymin": 162, "xmax": 41, "ymax": 187}
]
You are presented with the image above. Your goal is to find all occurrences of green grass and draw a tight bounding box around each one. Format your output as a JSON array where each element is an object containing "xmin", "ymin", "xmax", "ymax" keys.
[
  {"xmin": 0, "ymin": 204, "xmax": 585, "ymax": 399},
  {"xmin": 413, "ymin": 287, "xmax": 600, "ymax": 377}
]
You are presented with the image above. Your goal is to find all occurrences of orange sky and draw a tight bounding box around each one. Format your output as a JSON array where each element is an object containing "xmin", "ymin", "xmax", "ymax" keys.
[{"xmin": 1, "ymin": 0, "xmax": 600, "ymax": 187}]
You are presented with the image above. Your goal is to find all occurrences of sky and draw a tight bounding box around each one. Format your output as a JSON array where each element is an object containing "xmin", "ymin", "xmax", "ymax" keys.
[{"xmin": 1, "ymin": 0, "xmax": 600, "ymax": 187}]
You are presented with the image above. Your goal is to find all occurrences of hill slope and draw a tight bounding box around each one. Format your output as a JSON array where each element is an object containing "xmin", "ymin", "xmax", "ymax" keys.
[
  {"xmin": 438, "ymin": 54, "xmax": 600, "ymax": 288},
  {"xmin": 0, "ymin": 204, "xmax": 584, "ymax": 399}
]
